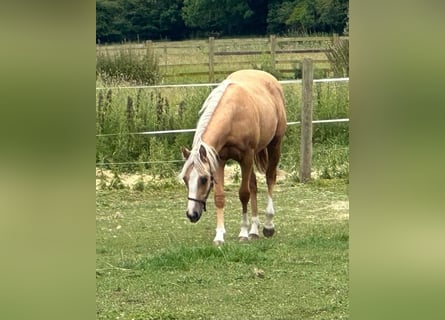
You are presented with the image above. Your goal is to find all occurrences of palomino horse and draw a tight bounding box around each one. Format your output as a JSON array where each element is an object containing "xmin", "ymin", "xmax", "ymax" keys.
[{"xmin": 180, "ymin": 69, "xmax": 287, "ymax": 245}]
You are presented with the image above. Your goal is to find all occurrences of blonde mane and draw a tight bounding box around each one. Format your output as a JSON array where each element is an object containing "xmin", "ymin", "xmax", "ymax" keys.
[
  {"xmin": 180, "ymin": 80, "xmax": 232, "ymax": 177},
  {"xmin": 192, "ymin": 80, "xmax": 231, "ymax": 148}
]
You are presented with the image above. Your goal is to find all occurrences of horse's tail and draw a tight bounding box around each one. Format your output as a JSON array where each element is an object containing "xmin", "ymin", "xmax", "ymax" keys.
[{"xmin": 254, "ymin": 149, "xmax": 269, "ymax": 174}]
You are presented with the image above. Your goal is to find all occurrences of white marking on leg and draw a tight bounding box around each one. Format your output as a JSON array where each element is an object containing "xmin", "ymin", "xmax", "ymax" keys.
[
  {"xmin": 238, "ymin": 212, "xmax": 249, "ymax": 239},
  {"xmin": 266, "ymin": 196, "xmax": 275, "ymax": 214},
  {"xmin": 264, "ymin": 196, "xmax": 275, "ymax": 229},
  {"xmin": 213, "ymin": 226, "xmax": 225, "ymax": 244},
  {"xmin": 249, "ymin": 216, "xmax": 260, "ymax": 237}
]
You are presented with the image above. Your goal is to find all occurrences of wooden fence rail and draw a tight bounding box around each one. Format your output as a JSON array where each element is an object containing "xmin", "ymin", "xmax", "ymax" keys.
[{"xmin": 97, "ymin": 35, "xmax": 347, "ymax": 82}]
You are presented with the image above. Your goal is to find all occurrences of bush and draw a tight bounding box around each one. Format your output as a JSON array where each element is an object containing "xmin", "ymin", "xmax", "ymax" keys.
[
  {"xmin": 326, "ymin": 38, "xmax": 349, "ymax": 77},
  {"xmin": 96, "ymin": 46, "xmax": 162, "ymax": 85}
]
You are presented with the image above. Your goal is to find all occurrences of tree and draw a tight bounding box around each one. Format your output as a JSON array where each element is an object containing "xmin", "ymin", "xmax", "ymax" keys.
[
  {"xmin": 245, "ymin": 0, "xmax": 269, "ymax": 34},
  {"xmin": 182, "ymin": 0, "xmax": 254, "ymax": 35},
  {"xmin": 316, "ymin": 0, "xmax": 349, "ymax": 33},
  {"xmin": 96, "ymin": 0, "xmax": 187, "ymax": 43},
  {"xmin": 96, "ymin": 0, "xmax": 129, "ymax": 43},
  {"xmin": 267, "ymin": 0, "xmax": 349, "ymax": 35},
  {"xmin": 267, "ymin": 1, "xmax": 295, "ymax": 34},
  {"xmin": 286, "ymin": 0, "xmax": 318, "ymax": 33},
  {"xmin": 123, "ymin": 0, "xmax": 186, "ymax": 40},
  {"xmin": 96, "ymin": 0, "xmax": 349, "ymax": 42}
]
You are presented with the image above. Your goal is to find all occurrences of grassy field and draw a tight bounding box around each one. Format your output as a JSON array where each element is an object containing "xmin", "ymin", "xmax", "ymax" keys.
[
  {"xmin": 96, "ymin": 178, "xmax": 349, "ymax": 319},
  {"xmin": 96, "ymin": 37, "xmax": 349, "ymax": 318}
]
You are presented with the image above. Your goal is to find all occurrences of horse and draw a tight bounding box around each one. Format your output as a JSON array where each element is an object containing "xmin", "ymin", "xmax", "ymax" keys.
[{"xmin": 179, "ymin": 69, "xmax": 287, "ymax": 245}]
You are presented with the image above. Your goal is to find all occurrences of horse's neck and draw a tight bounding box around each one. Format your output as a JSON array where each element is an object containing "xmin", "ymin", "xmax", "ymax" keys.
[{"xmin": 201, "ymin": 113, "xmax": 231, "ymax": 154}]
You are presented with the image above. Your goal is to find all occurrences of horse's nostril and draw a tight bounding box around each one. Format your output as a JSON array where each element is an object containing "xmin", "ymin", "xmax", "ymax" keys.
[{"xmin": 186, "ymin": 211, "xmax": 200, "ymax": 223}]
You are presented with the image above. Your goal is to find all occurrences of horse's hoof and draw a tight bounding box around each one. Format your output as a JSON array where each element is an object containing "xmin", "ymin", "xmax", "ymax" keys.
[
  {"xmin": 213, "ymin": 240, "xmax": 224, "ymax": 246},
  {"xmin": 248, "ymin": 234, "xmax": 260, "ymax": 240},
  {"xmin": 263, "ymin": 227, "xmax": 275, "ymax": 238},
  {"xmin": 239, "ymin": 236, "xmax": 249, "ymax": 242}
]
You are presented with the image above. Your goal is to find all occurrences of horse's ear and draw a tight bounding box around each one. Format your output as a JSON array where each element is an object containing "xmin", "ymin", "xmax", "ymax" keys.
[
  {"xmin": 181, "ymin": 146, "xmax": 191, "ymax": 160},
  {"xmin": 199, "ymin": 145, "xmax": 208, "ymax": 162}
]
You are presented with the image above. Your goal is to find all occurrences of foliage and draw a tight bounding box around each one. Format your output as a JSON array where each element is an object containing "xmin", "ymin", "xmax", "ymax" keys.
[
  {"xmin": 267, "ymin": 0, "xmax": 349, "ymax": 35},
  {"xmin": 326, "ymin": 37, "xmax": 349, "ymax": 77},
  {"xmin": 96, "ymin": 0, "xmax": 186, "ymax": 42},
  {"xmin": 96, "ymin": 45, "xmax": 161, "ymax": 85},
  {"xmin": 314, "ymin": 142, "xmax": 349, "ymax": 179},
  {"xmin": 96, "ymin": 0, "xmax": 349, "ymax": 43},
  {"xmin": 96, "ymin": 86, "xmax": 212, "ymax": 174},
  {"xmin": 250, "ymin": 53, "xmax": 283, "ymax": 79},
  {"xmin": 182, "ymin": 0, "xmax": 254, "ymax": 36},
  {"xmin": 96, "ymin": 0, "xmax": 127, "ymax": 43}
]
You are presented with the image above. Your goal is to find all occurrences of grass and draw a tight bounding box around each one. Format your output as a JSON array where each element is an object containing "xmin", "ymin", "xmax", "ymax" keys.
[{"xmin": 96, "ymin": 179, "xmax": 349, "ymax": 319}]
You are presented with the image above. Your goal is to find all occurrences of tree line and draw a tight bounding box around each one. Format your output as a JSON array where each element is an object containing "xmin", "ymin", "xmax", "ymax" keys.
[{"xmin": 96, "ymin": 0, "xmax": 349, "ymax": 43}]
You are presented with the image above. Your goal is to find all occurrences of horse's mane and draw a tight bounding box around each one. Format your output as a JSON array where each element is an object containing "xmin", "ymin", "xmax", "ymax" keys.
[
  {"xmin": 185, "ymin": 142, "xmax": 219, "ymax": 176},
  {"xmin": 181, "ymin": 80, "xmax": 231, "ymax": 177},
  {"xmin": 192, "ymin": 80, "xmax": 231, "ymax": 148}
]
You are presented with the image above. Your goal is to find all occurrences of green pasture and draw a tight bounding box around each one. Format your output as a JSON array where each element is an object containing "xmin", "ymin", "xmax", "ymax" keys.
[
  {"xmin": 96, "ymin": 36, "xmax": 349, "ymax": 319},
  {"xmin": 96, "ymin": 179, "xmax": 349, "ymax": 319}
]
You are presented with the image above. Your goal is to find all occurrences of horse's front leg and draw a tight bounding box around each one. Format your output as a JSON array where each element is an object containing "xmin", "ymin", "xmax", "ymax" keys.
[{"xmin": 213, "ymin": 161, "xmax": 226, "ymax": 245}]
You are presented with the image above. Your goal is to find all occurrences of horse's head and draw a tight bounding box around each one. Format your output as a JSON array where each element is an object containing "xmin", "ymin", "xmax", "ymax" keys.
[{"xmin": 180, "ymin": 145, "xmax": 215, "ymax": 223}]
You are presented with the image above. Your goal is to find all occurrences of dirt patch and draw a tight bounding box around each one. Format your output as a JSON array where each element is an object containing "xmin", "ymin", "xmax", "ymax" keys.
[
  {"xmin": 223, "ymin": 165, "xmax": 288, "ymax": 185},
  {"xmin": 329, "ymin": 200, "xmax": 349, "ymax": 220},
  {"xmin": 96, "ymin": 165, "xmax": 288, "ymax": 190},
  {"xmin": 96, "ymin": 168, "xmax": 157, "ymax": 190}
]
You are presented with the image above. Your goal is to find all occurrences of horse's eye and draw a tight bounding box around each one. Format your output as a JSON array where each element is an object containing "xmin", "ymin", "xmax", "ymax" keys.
[{"xmin": 200, "ymin": 176, "xmax": 208, "ymax": 185}]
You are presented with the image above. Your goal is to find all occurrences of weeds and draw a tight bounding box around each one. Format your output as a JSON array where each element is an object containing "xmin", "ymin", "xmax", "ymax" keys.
[
  {"xmin": 96, "ymin": 45, "xmax": 162, "ymax": 85},
  {"xmin": 326, "ymin": 38, "xmax": 349, "ymax": 77},
  {"xmin": 96, "ymin": 82, "xmax": 348, "ymax": 184}
]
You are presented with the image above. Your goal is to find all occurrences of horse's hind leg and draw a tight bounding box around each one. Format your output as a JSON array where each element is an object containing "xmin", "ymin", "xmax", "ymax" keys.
[
  {"xmin": 238, "ymin": 152, "xmax": 254, "ymax": 241},
  {"xmin": 263, "ymin": 137, "xmax": 282, "ymax": 237},
  {"xmin": 248, "ymin": 170, "xmax": 260, "ymax": 239}
]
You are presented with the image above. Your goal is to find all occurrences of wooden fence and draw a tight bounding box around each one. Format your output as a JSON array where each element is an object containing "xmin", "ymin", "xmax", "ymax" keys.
[{"xmin": 97, "ymin": 35, "xmax": 347, "ymax": 82}]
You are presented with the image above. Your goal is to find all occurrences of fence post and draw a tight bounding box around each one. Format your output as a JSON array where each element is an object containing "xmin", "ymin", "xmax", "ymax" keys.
[
  {"xmin": 270, "ymin": 35, "xmax": 277, "ymax": 69},
  {"xmin": 209, "ymin": 37, "xmax": 215, "ymax": 82},
  {"xmin": 145, "ymin": 40, "xmax": 153, "ymax": 56},
  {"xmin": 299, "ymin": 58, "xmax": 313, "ymax": 183},
  {"xmin": 164, "ymin": 45, "xmax": 168, "ymax": 74}
]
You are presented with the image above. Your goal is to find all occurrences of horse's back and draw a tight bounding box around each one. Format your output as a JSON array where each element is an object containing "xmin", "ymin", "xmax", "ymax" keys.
[
  {"xmin": 227, "ymin": 70, "xmax": 282, "ymax": 98},
  {"xmin": 227, "ymin": 70, "xmax": 287, "ymax": 137}
]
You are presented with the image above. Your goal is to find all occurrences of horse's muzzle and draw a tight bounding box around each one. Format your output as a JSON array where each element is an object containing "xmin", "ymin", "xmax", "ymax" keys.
[{"xmin": 186, "ymin": 210, "xmax": 201, "ymax": 223}]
